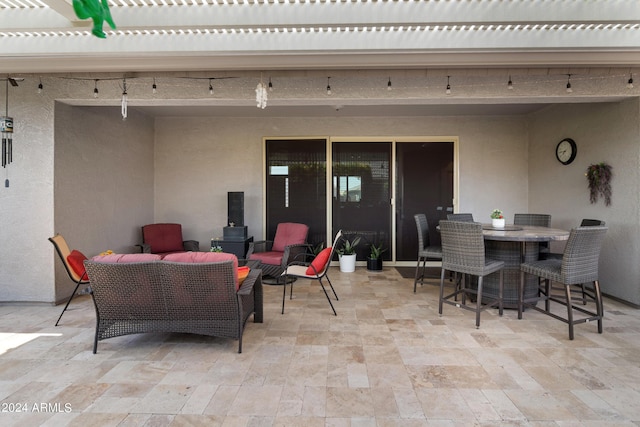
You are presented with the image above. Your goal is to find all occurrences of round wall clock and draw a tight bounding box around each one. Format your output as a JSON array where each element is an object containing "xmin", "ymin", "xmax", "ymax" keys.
[{"xmin": 555, "ymin": 138, "xmax": 577, "ymax": 165}]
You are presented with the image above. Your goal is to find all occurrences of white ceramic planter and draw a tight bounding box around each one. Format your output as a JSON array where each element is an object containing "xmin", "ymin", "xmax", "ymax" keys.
[
  {"xmin": 492, "ymin": 218, "xmax": 506, "ymax": 228},
  {"xmin": 339, "ymin": 254, "xmax": 356, "ymax": 272}
]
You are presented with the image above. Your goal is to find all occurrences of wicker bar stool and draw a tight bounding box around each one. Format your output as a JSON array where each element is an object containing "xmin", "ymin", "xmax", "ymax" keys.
[
  {"xmin": 513, "ymin": 213, "xmax": 552, "ymax": 227},
  {"xmin": 438, "ymin": 220, "xmax": 504, "ymax": 328},
  {"xmin": 519, "ymin": 226, "xmax": 607, "ymax": 340},
  {"xmin": 514, "ymin": 213, "xmax": 552, "ymax": 258},
  {"xmin": 446, "ymin": 213, "xmax": 474, "ymax": 222},
  {"xmin": 413, "ymin": 214, "xmax": 442, "ymax": 292},
  {"xmin": 545, "ymin": 219, "xmax": 606, "ymax": 304}
]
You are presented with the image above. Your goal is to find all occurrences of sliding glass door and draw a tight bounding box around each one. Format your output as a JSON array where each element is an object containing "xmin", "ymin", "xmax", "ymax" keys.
[
  {"xmin": 332, "ymin": 141, "xmax": 392, "ymax": 261},
  {"xmin": 265, "ymin": 139, "xmax": 327, "ymax": 247},
  {"xmin": 264, "ymin": 138, "xmax": 454, "ymax": 264}
]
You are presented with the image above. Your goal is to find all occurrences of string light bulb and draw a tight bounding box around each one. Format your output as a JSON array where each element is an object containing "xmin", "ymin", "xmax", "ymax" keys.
[
  {"xmin": 326, "ymin": 77, "xmax": 332, "ymax": 95},
  {"xmin": 93, "ymin": 80, "xmax": 99, "ymax": 98},
  {"xmin": 445, "ymin": 76, "xmax": 451, "ymax": 95},
  {"xmin": 121, "ymin": 78, "xmax": 128, "ymax": 120},
  {"xmin": 152, "ymin": 78, "xmax": 157, "ymax": 94},
  {"xmin": 566, "ymin": 74, "xmax": 573, "ymax": 93},
  {"xmin": 268, "ymin": 77, "xmax": 273, "ymax": 92},
  {"xmin": 627, "ymin": 73, "xmax": 634, "ymax": 89},
  {"xmin": 387, "ymin": 77, "xmax": 392, "ymax": 91},
  {"xmin": 209, "ymin": 79, "xmax": 214, "ymax": 95},
  {"xmin": 507, "ymin": 75, "xmax": 514, "ymax": 90},
  {"xmin": 37, "ymin": 78, "xmax": 43, "ymax": 94}
]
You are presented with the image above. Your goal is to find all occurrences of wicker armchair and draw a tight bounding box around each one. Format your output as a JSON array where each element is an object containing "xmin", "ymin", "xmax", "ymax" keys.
[
  {"xmin": 139, "ymin": 223, "xmax": 199, "ymax": 255},
  {"xmin": 246, "ymin": 222, "xmax": 309, "ymax": 283},
  {"xmin": 413, "ymin": 214, "xmax": 442, "ymax": 292},
  {"xmin": 519, "ymin": 225, "xmax": 607, "ymax": 340},
  {"xmin": 438, "ymin": 220, "xmax": 504, "ymax": 328}
]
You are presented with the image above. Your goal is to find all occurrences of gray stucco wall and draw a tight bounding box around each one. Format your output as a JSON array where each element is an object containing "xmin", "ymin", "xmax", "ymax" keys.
[
  {"xmin": 0, "ymin": 79, "xmax": 638, "ymax": 305},
  {"xmin": 528, "ymin": 99, "xmax": 640, "ymax": 305},
  {"xmin": 152, "ymin": 115, "xmax": 530, "ymax": 251},
  {"xmin": 52, "ymin": 104, "xmax": 156, "ymax": 303}
]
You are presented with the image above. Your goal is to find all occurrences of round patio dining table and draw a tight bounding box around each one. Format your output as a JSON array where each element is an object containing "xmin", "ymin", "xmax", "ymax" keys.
[{"xmin": 480, "ymin": 224, "xmax": 570, "ymax": 307}]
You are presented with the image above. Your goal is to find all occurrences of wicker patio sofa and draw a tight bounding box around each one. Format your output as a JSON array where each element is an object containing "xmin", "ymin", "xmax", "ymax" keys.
[{"xmin": 84, "ymin": 252, "xmax": 262, "ymax": 354}]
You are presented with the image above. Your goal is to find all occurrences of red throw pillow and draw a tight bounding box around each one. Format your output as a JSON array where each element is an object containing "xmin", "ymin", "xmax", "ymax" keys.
[
  {"xmin": 306, "ymin": 247, "xmax": 332, "ymax": 275},
  {"xmin": 67, "ymin": 249, "xmax": 88, "ymax": 278}
]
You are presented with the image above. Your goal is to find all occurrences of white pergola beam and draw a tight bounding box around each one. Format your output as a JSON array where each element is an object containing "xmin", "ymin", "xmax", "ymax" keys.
[
  {"xmin": 1, "ymin": 0, "xmax": 639, "ymax": 73},
  {"xmin": 3, "ymin": 0, "xmax": 640, "ymax": 32}
]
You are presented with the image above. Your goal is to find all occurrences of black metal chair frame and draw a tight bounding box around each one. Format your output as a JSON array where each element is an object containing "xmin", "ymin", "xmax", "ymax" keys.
[
  {"xmin": 281, "ymin": 230, "xmax": 342, "ymax": 316},
  {"xmin": 49, "ymin": 234, "xmax": 91, "ymax": 326}
]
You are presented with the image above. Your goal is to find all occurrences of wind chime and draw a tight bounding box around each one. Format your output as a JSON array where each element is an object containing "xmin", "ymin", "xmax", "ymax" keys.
[
  {"xmin": 2, "ymin": 78, "xmax": 17, "ymax": 188},
  {"xmin": 1, "ymin": 79, "xmax": 14, "ymax": 169}
]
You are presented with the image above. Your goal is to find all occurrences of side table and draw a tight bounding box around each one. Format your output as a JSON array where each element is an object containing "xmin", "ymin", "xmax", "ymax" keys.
[{"xmin": 211, "ymin": 236, "xmax": 253, "ymax": 259}]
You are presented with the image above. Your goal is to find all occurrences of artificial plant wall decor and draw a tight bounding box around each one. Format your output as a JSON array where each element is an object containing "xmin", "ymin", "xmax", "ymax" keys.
[{"xmin": 586, "ymin": 162, "xmax": 613, "ymax": 206}]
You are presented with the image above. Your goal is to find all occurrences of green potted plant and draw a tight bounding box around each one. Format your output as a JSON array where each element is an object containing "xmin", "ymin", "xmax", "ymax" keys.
[
  {"xmin": 337, "ymin": 235, "xmax": 360, "ymax": 272},
  {"xmin": 366, "ymin": 243, "xmax": 387, "ymax": 271},
  {"xmin": 586, "ymin": 162, "xmax": 613, "ymax": 206},
  {"xmin": 490, "ymin": 208, "xmax": 505, "ymax": 228}
]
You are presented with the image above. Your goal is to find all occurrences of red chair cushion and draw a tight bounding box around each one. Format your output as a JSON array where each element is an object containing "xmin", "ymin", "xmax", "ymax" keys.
[
  {"xmin": 306, "ymin": 247, "xmax": 332, "ymax": 275},
  {"xmin": 143, "ymin": 223, "xmax": 184, "ymax": 254},
  {"xmin": 92, "ymin": 253, "xmax": 162, "ymax": 263},
  {"xmin": 272, "ymin": 223, "xmax": 309, "ymax": 252},
  {"xmin": 163, "ymin": 252, "xmax": 243, "ymax": 290},
  {"xmin": 67, "ymin": 250, "xmax": 88, "ymax": 278},
  {"xmin": 163, "ymin": 252, "xmax": 237, "ymax": 265},
  {"xmin": 249, "ymin": 251, "xmax": 283, "ymax": 266}
]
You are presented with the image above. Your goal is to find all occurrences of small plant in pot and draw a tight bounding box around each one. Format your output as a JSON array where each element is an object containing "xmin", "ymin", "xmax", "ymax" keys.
[
  {"xmin": 366, "ymin": 243, "xmax": 387, "ymax": 271},
  {"xmin": 337, "ymin": 236, "xmax": 360, "ymax": 273}
]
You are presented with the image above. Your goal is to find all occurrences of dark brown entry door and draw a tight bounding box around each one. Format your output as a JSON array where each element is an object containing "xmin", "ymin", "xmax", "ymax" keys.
[{"xmin": 395, "ymin": 141, "xmax": 454, "ymax": 261}]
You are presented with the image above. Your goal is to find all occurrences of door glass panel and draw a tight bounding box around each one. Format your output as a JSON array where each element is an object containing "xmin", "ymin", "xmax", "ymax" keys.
[
  {"xmin": 395, "ymin": 141, "xmax": 454, "ymax": 261},
  {"xmin": 265, "ymin": 139, "xmax": 327, "ymax": 247},
  {"xmin": 332, "ymin": 142, "xmax": 391, "ymax": 261}
]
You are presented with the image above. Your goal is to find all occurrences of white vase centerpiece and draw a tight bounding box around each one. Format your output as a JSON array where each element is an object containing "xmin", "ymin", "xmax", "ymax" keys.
[{"xmin": 491, "ymin": 209, "xmax": 505, "ymax": 228}]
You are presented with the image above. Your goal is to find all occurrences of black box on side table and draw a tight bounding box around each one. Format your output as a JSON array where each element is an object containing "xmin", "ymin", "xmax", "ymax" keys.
[
  {"xmin": 211, "ymin": 236, "xmax": 253, "ymax": 259},
  {"xmin": 223, "ymin": 226, "xmax": 248, "ymax": 240}
]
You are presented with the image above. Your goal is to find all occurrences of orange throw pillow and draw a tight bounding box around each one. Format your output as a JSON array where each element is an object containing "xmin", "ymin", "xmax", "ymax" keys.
[
  {"xmin": 237, "ymin": 266, "xmax": 250, "ymax": 289},
  {"xmin": 306, "ymin": 247, "xmax": 331, "ymax": 275}
]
